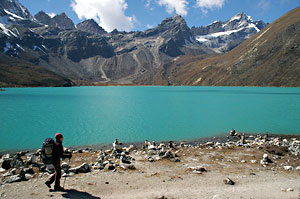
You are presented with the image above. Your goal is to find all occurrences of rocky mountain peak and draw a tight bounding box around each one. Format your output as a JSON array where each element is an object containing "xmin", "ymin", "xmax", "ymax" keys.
[
  {"xmin": 34, "ymin": 11, "xmax": 51, "ymax": 25},
  {"xmin": 159, "ymin": 14, "xmax": 187, "ymax": 29},
  {"xmin": 49, "ymin": 12, "xmax": 75, "ymax": 30},
  {"xmin": 144, "ymin": 14, "xmax": 190, "ymax": 38},
  {"xmin": 192, "ymin": 12, "xmax": 267, "ymax": 53},
  {"xmin": 230, "ymin": 12, "xmax": 248, "ymax": 21},
  {"xmin": 223, "ymin": 12, "xmax": 255, "ymax": 31},
  {"xmin": 76, "ymin": 19, "xmax": 106, "ymax": 35}
]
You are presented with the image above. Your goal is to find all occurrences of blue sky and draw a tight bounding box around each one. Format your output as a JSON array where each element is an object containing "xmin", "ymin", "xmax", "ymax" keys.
[{"xmin": 19, "ymin": 0, "xmax": 299, "ymax": 32}]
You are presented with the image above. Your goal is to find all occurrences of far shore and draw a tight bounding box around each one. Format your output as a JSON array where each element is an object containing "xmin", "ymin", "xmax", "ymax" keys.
[
  {"xmin": 1, "ymin": 132, "xmax": 300, "ymax": 156},
  {"xmin": 1, "ymin": 83, "xmax": 300, "ymax": 88}
]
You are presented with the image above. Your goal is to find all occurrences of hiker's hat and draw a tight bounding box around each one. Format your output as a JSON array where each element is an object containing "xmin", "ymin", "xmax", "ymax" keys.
[{"xmin": 55, "ymin": 133, "xmax": 63, "ymax": 140}]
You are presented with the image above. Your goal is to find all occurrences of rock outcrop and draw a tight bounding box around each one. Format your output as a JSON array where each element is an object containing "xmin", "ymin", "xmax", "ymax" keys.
[{"xmin": 76, "ymin": 19, "xmax": 106, "ymax": 35}]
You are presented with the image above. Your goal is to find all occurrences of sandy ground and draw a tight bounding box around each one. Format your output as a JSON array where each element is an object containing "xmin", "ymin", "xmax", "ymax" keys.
[{"xmin": 1, "ymin": 144, "xmax": 300, "ymax": 199}]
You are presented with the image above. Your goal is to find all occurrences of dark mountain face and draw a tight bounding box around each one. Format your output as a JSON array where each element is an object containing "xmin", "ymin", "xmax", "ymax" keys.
[
  {"xmin": 152, "ymin": 7, "xmax": 300, "ymax": 87},
  {"xmin": 34, "ymin": 11, "xmax": 51, "ymax": 25},
  {"xmin": 76, "ymin": 19, "xmax": 107, "ymax": 35}
]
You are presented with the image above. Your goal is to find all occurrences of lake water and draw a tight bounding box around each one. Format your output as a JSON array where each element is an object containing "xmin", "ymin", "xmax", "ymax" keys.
[{"xmin": 1, "ymin": 86, "xmax": 300, "ymax": 151}]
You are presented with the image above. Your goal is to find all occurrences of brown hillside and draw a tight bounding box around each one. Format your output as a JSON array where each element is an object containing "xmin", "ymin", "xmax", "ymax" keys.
[
  {"xmin": 0, "ymin": 55, "xmax": 73, "ymax": 87},
  {"xmin": 154, "ymin": 7, "xmax": 300, "ymax": 87}
]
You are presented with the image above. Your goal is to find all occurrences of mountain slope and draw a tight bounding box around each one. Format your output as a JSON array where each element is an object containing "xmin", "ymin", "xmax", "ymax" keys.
[
  {"xmin": 153, "ymin": 7, "xmax": 300, "ymax": 87},
  {"xmin": 0, "ymin": 54, "xmax": 73, "ymax": 87}
]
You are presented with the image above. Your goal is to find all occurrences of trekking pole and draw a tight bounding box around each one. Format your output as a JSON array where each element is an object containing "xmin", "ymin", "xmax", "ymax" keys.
[{"xmin": 63, "ymin": 158, "xmax": 71, "ymax": 189}]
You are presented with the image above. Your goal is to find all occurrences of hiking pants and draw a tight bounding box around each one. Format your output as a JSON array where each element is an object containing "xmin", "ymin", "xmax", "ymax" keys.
[{"xmin": 46, "ymin": 161, "xmax": 62, "ymax": 188}]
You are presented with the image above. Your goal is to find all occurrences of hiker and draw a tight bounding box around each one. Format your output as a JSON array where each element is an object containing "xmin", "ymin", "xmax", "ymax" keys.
[{"xmin": 45, "ymin": 133, "xmax": 72, "ymax": 191}]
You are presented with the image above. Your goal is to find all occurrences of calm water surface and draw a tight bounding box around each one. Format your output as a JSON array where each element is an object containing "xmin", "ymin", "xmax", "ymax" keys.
[{"xmin": 0, "ymin": 86, "xmax": 300, "ymax": 151}]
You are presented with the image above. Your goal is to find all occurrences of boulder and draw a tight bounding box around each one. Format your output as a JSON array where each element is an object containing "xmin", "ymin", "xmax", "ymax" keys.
[
  {"xmin": 2, "ymin": 159, "xmax": 12, "ymax": 170},
  {"xmin": 188, "ymin": 166, "xmax": 207, "ymax": 173},
  {"xmin": 25, "ymin": 173, "xmax": 34, "ymax": 180},
  {"xmin": 120, "ymin": 155, "xmax": 131, "ymax": 164},
  {"xmin": 61, "ymin": 162, "xmax": 70, "ymax": 170},
  {"xmin": 260, "ymin": 154, "xmax": 272, "ymax": 166},
  {"xmin": 125, "ymin": 145, "xmax": 135, "ymax": 153},
  {"xmin": 195, "ymin": 167, "xmax": 207, "ymax": 172},
  {"xmin": 104, "ymin": 164, "xmax": 115, "ymax": 171},
  {"xmin": 11, "ymin": 154, "xmax": 24, "ymax": 168},
  {"xmin": 286, "ymin": 188, "xmax": 294, "ymax": 192},
  {"xmin": 147, "ymin": 150, "xmax": 156, "ymax": 156},
  {"xmin": 3, "ymin": 175, "xmax": 22, "ymax": 183},
  {"xmin": 71, "ymin": 162, "xmax": 91, "ymax": 173},
  {"xmin": 148, "ymin": 157, "xmax": 155, "ymax": 162},
  {"xmin": 223, "ymin": 177, "xmax": 235, "ymax": 185},
  {"xmin": 24, "ymin": 168, "xmax": 34, "ymax": 175},
  {"xmin": 283, "ymin": 166, "xmax": 293, "ymax": 171},
  {"xmin": 2, "ymin": 154, "xmax": 12, "ymax": 159},
  {"xmin": 163, "ymin": 151, "xmax": 174, "ymax": 159},
  {"xmin": 120, "ymin": 164, "xmax": 136, "ymax": 170}
]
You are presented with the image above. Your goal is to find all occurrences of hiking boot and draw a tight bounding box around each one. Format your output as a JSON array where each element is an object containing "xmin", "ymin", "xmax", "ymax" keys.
[
  {"xmin": 54, "ymin": 186, "xmax": 65, "ymax": 191},
  {"xmin": 45, "ymin": 181, "xmax": 51, "ymax": 188}
]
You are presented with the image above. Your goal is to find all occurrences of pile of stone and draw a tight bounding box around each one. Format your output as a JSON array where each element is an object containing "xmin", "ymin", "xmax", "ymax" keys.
[
  {"xmin": 247, "ymin": 136, "xmax": 300, "ymax": 156},
  {"xmin": 0, "ymin": 151, "xmax": 41, "ymax": 184},
  {"xmin": 288, "ymin": 139, "xmax": 300, "ymax": 156},
  {"xmin": 141, "ymin": 141, "xmax": 180, "ymax": 163},
  {"xmin": 91, "ymin": 144, "xmax": 137, "ymax": 172},
  {"xmin": 260, "ymin": 154, "xmax": 273, "ymax": 167}
]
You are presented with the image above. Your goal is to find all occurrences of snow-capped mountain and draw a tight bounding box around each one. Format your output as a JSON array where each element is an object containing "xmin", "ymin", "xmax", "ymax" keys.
[{"xmin": 191, "ymin": 12, "xmax": 268, "ymax": 53}]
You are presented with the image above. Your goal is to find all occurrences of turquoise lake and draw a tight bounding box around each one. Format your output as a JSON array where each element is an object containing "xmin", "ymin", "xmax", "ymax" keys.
[{"xmin": 0, "ymin": 86, "xmax": 300, "ymax": 151}]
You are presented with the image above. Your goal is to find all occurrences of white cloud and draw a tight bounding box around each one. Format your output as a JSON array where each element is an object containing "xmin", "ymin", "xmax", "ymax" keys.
[
  {"xmin": 146, "ymin": 24, "xmax": 153, "ymax": 29},
  {"xmin": 47, "ymin": 12, "xmax": 56, "ymax": 18},
  {"xmin": 71, "ymin": 0, "xmax": 134, "ymax": 32},
  {"xmin": 257, "ymin": 0, "xmax": 271, "ymax": 11},
  {"xmin": 145, "ymin": 0, "xmax": 155, "ymax": 11},
  {"xmin": 195, "ymin": 0, "xmax": 225, "ymax": 14},
  {"xmin": 157, "ymin": 0, "xmax": 189, "ymax": 16}
]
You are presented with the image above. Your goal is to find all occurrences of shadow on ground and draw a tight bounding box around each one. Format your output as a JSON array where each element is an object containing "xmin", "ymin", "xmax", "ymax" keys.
[{"xmin": 61, "ymin": 189, "xmax": 101, "ymax": 199}]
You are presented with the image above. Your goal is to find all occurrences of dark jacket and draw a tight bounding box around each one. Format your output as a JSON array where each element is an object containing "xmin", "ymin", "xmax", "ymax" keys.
[{"xmin": 52, "ymin": 140, "xmax": 67, "ymax": 164}]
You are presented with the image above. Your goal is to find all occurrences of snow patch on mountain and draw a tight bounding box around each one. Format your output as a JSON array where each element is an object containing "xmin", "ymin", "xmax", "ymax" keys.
[
  {"xmin": 0, "ymin": 23, "xmax": 17, "ymax": 37},
  {"xmin": 4, "ymin": 9, "xmax": 24, "ymax": 20}
]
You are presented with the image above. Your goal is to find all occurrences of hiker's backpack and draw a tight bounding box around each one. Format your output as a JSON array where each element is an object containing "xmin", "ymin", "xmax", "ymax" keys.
[{"xmin": 41, "ymin": 138, "xmax": 55, "ymax": 164}]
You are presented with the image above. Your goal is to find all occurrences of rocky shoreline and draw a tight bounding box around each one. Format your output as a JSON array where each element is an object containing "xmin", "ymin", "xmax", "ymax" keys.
[{"xmin": 1, "ymin": 133, "xmax": 300, "ymax": 198}]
